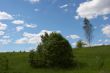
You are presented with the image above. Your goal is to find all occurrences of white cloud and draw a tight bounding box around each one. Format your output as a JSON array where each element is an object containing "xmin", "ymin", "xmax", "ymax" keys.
[
  {"xmin": 98, "ymin": 39, "xmax": 102, "ymax": 42},
  {"xmin": 103, "ymin": 16, "xmax": 109, "ymax": 20},
  {"xmin": 102, "ymin": 25, "xmax": 110, "ymax": 37},
  {"xmin": 34, "ymin": 8, "xmax": 39, "ymax": 12},
  {"xmin": 15, "ymin": 37, "xmax": 28, "ymax": 44},
  {"xmin": 0, "ymin": 31, "xmax": 5, "ymax": 36},
  {"xmin": 104, "ymin": 39, "xmax": 109, "ymax": 42},
  {"xmin": 0, "ymin": 39, "xmax": 11, "ymax": 45},
  {"xmin": 56, "ymin": 30, "xmax": 61, "ymax": 33},
  {"xmin": 16, "ymin": 26, "xmax": 24, "ymax": 32},
  {"xmin": 12, "ymin": 20, "xmax": 24, "ymax": 25},
  {"xmin": 0, "ymin": 11, "xmax": 13, "ymax": 20},
  {"xmin": 59, "ymin": 4, "xmax": 69, "ymax": 12},
  {"xmin": 23, "ymin": 32, "xmax": 38, "ymax": 38},
  {"xmin": 76, "ymin": 0, "xmax": 110, "ymax": 19},
  {"xmin": 74, "ymin": 16, "xmax": 80, "ymax": 20},
  {"xmin": 59, "ymin": 4, "xmax": 68, "ymax": 9},
  {"xmin": 67, "ymin": 35, "xmax": 80, "ymax": 39},
  {"xmin": 72, "ymin": 42, "xmax": 76, "ymax": 46},
  {"xmin": 0, "ymin": 22, "xmax": 7, "ymax": 30},
  {"xmin": 28, "ymin": 0, "xmax": 40, "ymax": 4},
  {"xmin": 15, "ymin": 30, "xmax": 53, "ymax": 44},
  {"xmin": 92, "ymin": 43, "xmax": 103, "ymax": 46},
  {"xmin": 25, "ymin": 24, "xmax": 37, "ymax": 28},
  {"xmin": 2, "ymin": 35, "xmax": 10, "ymax": 39}
]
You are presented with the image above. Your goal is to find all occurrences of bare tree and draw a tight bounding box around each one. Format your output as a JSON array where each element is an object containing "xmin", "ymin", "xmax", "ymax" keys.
[{"xmin": 83, "ymin": 18, "xmax": 93, "ymax": 46}]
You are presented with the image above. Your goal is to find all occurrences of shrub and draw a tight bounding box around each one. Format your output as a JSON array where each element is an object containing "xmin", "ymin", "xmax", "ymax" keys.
[{"xmin": 29, "ymin": 32, "xmax": 74, "ymax": 68}]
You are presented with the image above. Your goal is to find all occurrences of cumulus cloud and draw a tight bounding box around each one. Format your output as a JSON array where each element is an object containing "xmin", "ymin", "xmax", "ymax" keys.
[
  {"xmin": 0, "ymin": 22, "xmax": 7, "ymax": 30},
  {"xmin": 15, "ymin": 30, "xmax": 53, "ymax": 44},
  {"xmin": 0, "ymin": 31, "xmax": 5, "ymax": 36},
  {"xmin": 67, "ymin": 35, "xmax": 80, "ymax": 39},
  {"xmin": 0, "ymin": 39, "xmax": 11, "ymax": 45},
  {"xmin": 102, "ymin": 25, "xmax": 110, "ymax": 37},
  {"xmin": 12, "ymin": 20, "xmax": 24, "ymax": 25},
  {"xmin": 0, "ymin": 11, "xmax": 13, "ymax": 20},
  {"xmin": 15, "ymin": 37, "xmax": 28, "ymax": 44},
  {"xmin": 25, "ymin": 24, "xmax": 37, "ymax": 28},
  {"xmin": 76, "ymin": 0, "xmax": 110, "ymax": 19},
  {"xmin": 16, "ymin": 26, "xmax": 24, "ymax": 32}
]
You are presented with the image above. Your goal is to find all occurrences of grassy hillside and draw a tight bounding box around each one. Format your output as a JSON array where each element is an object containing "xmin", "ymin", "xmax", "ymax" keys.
[{"xmin": 0, "ymin": 45, "xmax": 110, "ymax": 73}]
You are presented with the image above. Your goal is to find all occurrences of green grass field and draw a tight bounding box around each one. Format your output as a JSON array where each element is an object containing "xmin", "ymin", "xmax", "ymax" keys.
[{"xmin": 0, "ymin": 45, "xmax": 110, "ymax": 73}]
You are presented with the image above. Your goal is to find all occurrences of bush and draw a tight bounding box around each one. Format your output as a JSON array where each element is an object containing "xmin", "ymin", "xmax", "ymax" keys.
[
  {"xmin": 29, "ymin": 32, "xmax": 74, "ymax": 68},
  {"xmin": 29, "ymin": 49, "xmax": 46, "ymax": 68}
]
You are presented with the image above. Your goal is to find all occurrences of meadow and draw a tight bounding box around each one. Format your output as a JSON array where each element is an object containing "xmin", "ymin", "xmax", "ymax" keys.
[{"xmin": 0, "ymin": 45, "xmax": 110, "ymax": 73}]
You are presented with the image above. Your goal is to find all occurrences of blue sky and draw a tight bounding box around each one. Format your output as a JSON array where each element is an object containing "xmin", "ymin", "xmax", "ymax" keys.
[{"xmin": 0, "ymin": 0, "xmax": 110, "ymax": 52}]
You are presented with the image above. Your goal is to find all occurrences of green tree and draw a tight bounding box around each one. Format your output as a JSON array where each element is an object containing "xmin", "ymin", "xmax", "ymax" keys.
[
  {"xmin": 83, "ymin": 18, "xmax": 93, "ymax": 46},
  {"xmin": 29, "ymin": 50, "xmax": 37, "ymax": 67},
  {"xmin": 29, "ymin": 32, "xmax": 74, "ymax": 68},
  {"xmin": 76, "ymin": 40, "xmax": 86, "ymax": 48}
]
